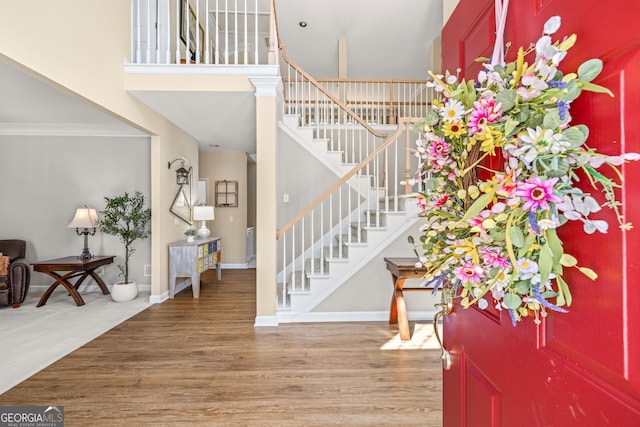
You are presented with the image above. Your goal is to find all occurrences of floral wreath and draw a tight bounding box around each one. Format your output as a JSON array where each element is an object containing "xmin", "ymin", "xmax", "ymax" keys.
[{"xmin": 408, "ymin": 16, "xmax": 639, "ymax": 325}]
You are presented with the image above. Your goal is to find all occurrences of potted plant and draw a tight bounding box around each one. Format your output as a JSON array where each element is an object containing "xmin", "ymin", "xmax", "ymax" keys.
[
  {"xmin": 184, "ymin": 228, "xmax": 197, "ymax": 243},
  {"xmin": 98, "ymin": 191, "xmax": 151, "ymax": 302}
]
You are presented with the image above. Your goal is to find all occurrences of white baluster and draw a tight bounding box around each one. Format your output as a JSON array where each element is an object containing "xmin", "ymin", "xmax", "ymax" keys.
[
  {"xmin": 254, "ymin": 0, "xmax": 258, "ymax": 64},
  {"xmin": 224, "ymin": 0, "xmax": 229, "ymax": 64},
  {"xmin": 234, "ymin": 0, "xmax": 238, "ymax": 64}
]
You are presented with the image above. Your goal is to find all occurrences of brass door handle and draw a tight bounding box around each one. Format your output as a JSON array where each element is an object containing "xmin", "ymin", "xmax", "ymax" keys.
[{"xmin": 433, "ymin": 291, "xmax": 453, "ymax": 370}]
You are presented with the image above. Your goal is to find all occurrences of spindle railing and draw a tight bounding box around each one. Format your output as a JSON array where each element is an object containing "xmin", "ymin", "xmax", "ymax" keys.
[
  {"xmin": 130, "ymin": 0, "xmax": 276, "ymax": 65},
  {"xmin": 275, "ymin": 118, "xmax": 422, "ymax": 305}
]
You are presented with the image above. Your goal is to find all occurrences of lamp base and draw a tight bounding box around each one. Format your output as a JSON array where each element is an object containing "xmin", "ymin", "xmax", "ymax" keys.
[{"xmin": 197, "ymin": 221, "xmax": 210, "ymax": 238}]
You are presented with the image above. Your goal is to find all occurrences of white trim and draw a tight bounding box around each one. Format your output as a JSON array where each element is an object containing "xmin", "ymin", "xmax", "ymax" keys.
[
  {"xmin": 254, "ymin": 315, "xmax": 279, "ymax": 326},
  {"xmin": 0, "ymin": 123, "xmax": 148, "ymax": 137},
  {"xmin": 249, "ymin": 76, "xmax": 282, "ymax": 97},
  {"xmin": 277, "ymin": 310, "xmax": 437, "ymax": 324},
  {"xmin": 220, "ymin": 263, "xmax": 250, "ymax": 269},
  {"xmin": 124, "ymin": 64, "xmax": 279, "ymax": 76}
]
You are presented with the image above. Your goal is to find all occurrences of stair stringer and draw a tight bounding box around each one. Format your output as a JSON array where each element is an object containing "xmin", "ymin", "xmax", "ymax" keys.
[
  {"xmin": 280, "ymin": 115, "xmax": 352, "ymax": 178},
  {"xmin": 277, "ymin": 201, "xmax": 421, "ymax": 323}
]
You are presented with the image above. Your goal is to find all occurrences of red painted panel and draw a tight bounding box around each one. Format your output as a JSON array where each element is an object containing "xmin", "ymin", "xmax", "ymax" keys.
[
  {"xmin": 466, "ymin": 358, "xmax": 501, "ymax": 426},
  {"xmin": 441, "ymin": 0, "xmax": 640, "ymax": 425}
]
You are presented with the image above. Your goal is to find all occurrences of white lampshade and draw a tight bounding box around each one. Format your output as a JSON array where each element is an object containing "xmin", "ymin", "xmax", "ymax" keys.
[
  {"xmin": 193, "ymin": 206, "xmax": 214, "ymax": 238},
  {"xmin": 68, "ymin": 206, "xmax": 99, "ymax": 259},
  {"xmin": 193, "ymin": 206, "xmax": 215, "ymax": 221},
  {"xmin": 68, "ymin": 207, "xmax": 99, "ymax": 229}
]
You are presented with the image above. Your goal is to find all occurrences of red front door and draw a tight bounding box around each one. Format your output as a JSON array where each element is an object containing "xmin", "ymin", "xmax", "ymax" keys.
[{"xmin": 440, "ymin": 1, "xmax": 640, "ymax": 425}]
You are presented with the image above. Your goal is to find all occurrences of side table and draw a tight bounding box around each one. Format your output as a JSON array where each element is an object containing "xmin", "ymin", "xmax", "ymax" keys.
[
  {"xmin": 32, "ymin": 256, "xmax": 115, "ymax": 307},
  {"xmin": 384, "ymin": 257, "xmax": 430, "ymax": 341},
  {"xmin": 169, "ymin": 237, "xmax": 221, "ymax": 298}
]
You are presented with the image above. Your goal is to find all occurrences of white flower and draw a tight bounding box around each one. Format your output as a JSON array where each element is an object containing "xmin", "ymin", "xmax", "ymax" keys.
[
  {"xmin": 538, "ymin": 217, "xmax": 560, "ymax": 230},
  {"xmin": 543, "ymin": 16, "xmax": 562, "ymax": 35},
  {"xmin": 440, "ymin": 99, "xmax": 465, "ymax": 123}
]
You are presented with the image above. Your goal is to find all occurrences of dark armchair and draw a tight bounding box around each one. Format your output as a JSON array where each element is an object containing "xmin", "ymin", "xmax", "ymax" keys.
[{"xmin": 0, "ymin": 239, "xmax": 30, "ymax": 308}]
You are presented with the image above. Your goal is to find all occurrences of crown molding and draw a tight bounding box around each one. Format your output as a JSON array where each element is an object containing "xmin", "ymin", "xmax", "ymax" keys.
[{"xmin": 0, "ymin": 123, "xmax": 148, "ymax": 137}]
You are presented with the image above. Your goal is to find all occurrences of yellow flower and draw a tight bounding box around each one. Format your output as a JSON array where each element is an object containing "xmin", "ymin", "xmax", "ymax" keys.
[
  {"xmin": 476, "ymin": 126, "xmax": 506, "ymax": 155},
  {"xmin": 443, "ymin": 120, "xmax": 467, "ymax": 138}
]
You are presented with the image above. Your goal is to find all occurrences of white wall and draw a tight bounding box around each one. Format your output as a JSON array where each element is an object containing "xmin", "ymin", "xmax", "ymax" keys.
[
  {"xmin": 312, "ymin": 229, "xmax": 439, "ymax": 315},
  {"xmin": 0, "ymin": 135, "xmax": 151, "ymax": 287},
  {"xmin": 0, "ymin": 1, "xmax": 199, "ymax": 298}
]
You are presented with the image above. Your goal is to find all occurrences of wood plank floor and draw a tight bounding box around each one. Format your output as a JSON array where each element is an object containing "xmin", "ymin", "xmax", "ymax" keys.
[{"xmin": 0, "ymin": 269, "xmax": 442, "ymax": 426}]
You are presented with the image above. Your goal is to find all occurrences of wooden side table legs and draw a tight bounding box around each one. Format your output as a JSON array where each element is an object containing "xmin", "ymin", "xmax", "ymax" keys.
[{"xmin": 389, "ymin": 274, "xmax": 411, "ymax": 341}]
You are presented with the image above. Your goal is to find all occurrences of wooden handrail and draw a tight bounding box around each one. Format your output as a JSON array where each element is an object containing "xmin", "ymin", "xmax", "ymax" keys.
[
  {"xmin": 276, "ymin": 117, "xmax": 422, "ymax": 239},
  {"xmin": 280, "ymin": 46, "xmax": 387, "ymax": 139},
  {"xmin": 315, "ymin": 78, "xmax": 431, "ymax": 84}
]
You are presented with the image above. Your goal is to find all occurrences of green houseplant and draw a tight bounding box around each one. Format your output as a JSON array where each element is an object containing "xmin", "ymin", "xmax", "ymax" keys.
[{"xmin": 99, "ymin": 191, "xmax": 151, "ymax": 301}]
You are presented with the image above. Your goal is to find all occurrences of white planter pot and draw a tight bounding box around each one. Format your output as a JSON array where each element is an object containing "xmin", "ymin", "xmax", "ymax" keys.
[
  {"xmin": 111, "ymin": 281, "xmax": 138, "ymax": 302},
  {"xmin": 186, "ymin": 236, "xmax": 195, "ymax": 243}
]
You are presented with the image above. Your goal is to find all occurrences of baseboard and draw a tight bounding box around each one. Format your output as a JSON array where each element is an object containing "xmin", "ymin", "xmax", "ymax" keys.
[
  {"xmin": 277, "ymin": 310, "xmax": 437, "ymax": 323},
  {"xmin": 254, "ymin": 315, "xmax": 279, "ymax": 326},
  {"xmin": 221, "ymin": 263, "xmax": 251, "ymax": 269}
]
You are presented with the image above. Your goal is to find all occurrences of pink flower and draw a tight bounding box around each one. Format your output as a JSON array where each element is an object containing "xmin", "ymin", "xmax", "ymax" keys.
[
  {"xmin": 515, "ymin": 176, "xmax": 563, "ymax": 211},
  {"xmin": 453, "ymin": 261, "xmax": 485, "ymax": 285},
  {"xmin": 479, "ymin": 247, "xmax": 511, "ymax": 269},
  {"xmin": 468, "ymin": 98, "xmax": 502, "ymax": 134},
  {"xmin": 428, "ymin": 137, "xmax": 451, "ymax": 158}
]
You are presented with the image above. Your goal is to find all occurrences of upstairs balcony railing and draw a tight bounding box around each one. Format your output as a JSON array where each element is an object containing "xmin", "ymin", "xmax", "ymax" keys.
[{"xmin": 130, "ymin": 0, "xmax": 276, "ymax": 65}]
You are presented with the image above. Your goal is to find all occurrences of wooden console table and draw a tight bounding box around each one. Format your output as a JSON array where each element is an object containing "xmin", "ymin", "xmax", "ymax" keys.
[
  {"xmin": 169, "ymin": 237, "xmax": 221, "ymax": 298},
  {"xmin": 384, "ymin": 257, "xmax": 430, "ymax": 341},
  {"xmin": 32, "ymin": 256, "xmax": 114, "ymax": 307}
]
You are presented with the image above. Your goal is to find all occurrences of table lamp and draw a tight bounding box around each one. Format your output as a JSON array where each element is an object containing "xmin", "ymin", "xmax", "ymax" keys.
[
  {"xmin": 193, "ymin": 205, "xmax": 215, "ymax": 238},
  {"xmin": 68, "ymin": 206, "xmax": 99, "ymax": 259}
]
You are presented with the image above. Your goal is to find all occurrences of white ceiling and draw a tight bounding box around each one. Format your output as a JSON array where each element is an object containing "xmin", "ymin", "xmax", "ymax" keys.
[{"xmin": 0, "ymin": 0, "xmax": 443, "ymax": 153}]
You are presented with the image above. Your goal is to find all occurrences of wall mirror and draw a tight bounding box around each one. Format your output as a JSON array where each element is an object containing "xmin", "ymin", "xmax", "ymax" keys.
[{"xmin": 171, "ymin": 185, "xmax": 193, "ymax": 225}]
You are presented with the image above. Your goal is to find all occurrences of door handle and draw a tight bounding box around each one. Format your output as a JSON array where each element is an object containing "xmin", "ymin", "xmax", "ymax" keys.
[{"xmin": 433, "ymin": 290, "xmax": 453, "ymax": 371}]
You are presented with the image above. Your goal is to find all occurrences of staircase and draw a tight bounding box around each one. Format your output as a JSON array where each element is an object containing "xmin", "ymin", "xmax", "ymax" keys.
[
  {"xmin": 276, "ymin": 111, "xmax": 422, "ymax": 322},
  {"xmin": 274, "ymin": 46, "xmax": 430, "ymax": 323}
]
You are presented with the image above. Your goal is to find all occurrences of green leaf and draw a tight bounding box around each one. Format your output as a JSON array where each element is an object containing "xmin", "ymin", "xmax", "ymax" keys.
[
  {"xmin": 546, "ymin": 157, "xmax": 570, "ymax": 178},
  {"xmin": 562, "ymin": 127, "xmax": 588, "ymax": 149},
  {"xmin": 475, "ymin": 56, "xmax": 490, "ymax": 63},
  {"xmin": 503, "ymin": 293, "xmax": 522, "ymax": 310},
  {"xmin": 577, "ymin": 58, "xmax": 603, "ymax": 83},
  {"xmin": 515, "ymin": 281, "xmax": 530, "ymax": 295},
  {"xmin": 413, "ymin": 121, "xmax": 427, "ymax": 133},
  {"xmin": 408, "ymin": 235, "xmax": 415, "ymax": 244},
  {"xmin": 543, "ymin": 109, "xmax": 561, "ymax": 130},
  {"xmin": 538, "ymin": 241, "xmax": 554, "ymax": 289},
  {"xmin": 426, "ymin": 178, "xmax": 440, "ymax": 191},
  {"xmin": 578, "ymin": 266, "xmax": 598, "ymax": 280},
  {"xmin": 545, "ymin": 229, "xmax": 564, "ymax": 267},
  {"xmin": 518, "ymin": 234, "xmax": 536, "ymax": 258},
  {"xmin": 504, "ymin": 117, "xmax": 520, "ymax": 137},
  {"xmin": 560, "ymin": 253, "xmax": 577, "ymax": 267},
  {"xmin": 496, "ymin": 89, "xmax": 517, "ymax": 112},
  {"xmin": 509, "ymin": 225, "xmax": 525, "ymax": 248},
  {"xmin": 564, "ymin": 80, "xmax": 582, "ymax": 102},
  {"xmin": 489, "ymin": 227, "xmax": 506, "ymax": 241},
  {"xmin": 461, "ymin": 191, "xmax": 495, "ymax": 221},
  {"xmin": 555, "ymin": 275, "xmax": 572, "ymax": 306},
  {"xmin": 425, "ymin": 111, "xmax": 440, "ymax": 126},
  {"xmin": 578, "ymin": 81, "xmax": 614, "ymax": 97}
]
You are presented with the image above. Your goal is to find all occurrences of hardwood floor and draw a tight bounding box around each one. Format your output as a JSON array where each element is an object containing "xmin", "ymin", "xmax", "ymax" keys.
[{"xmin": 0, "ymin": 269, "xmax": 442, "ymax": 426}]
